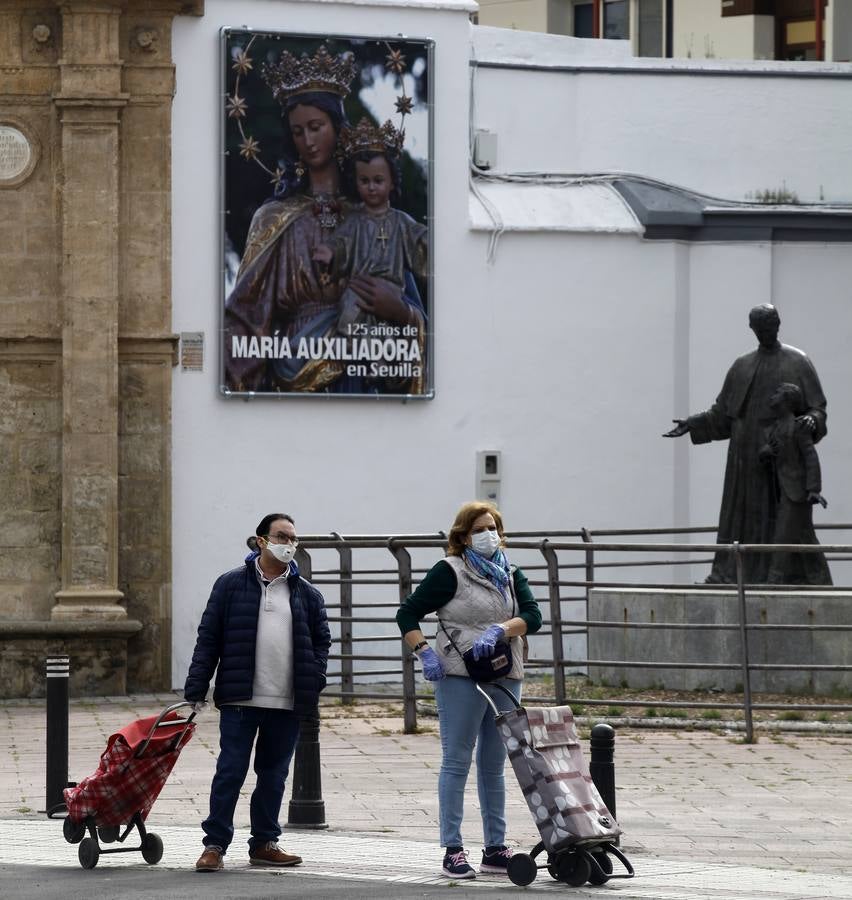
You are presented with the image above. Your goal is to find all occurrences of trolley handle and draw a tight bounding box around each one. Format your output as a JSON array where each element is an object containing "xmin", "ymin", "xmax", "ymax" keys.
[
  {"xmin": 135, "ymin": 701, "xmax": 197, "ymax": 758},
  {"xmin": 474, "ymin": 682, "xmax": 522, "ymax": 717}
]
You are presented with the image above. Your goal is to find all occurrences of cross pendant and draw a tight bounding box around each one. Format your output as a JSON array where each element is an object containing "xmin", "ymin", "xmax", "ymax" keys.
[{"xmin": 376, "ymin": 224, "xmax": 389, "ymax": 250}]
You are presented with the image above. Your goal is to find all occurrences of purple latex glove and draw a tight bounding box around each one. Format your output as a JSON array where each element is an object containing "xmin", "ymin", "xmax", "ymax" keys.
[
  {"xmin": 418, "ymin": 646, "xmax": 445, "ymax": 682},
  {"xmin": 471, "ymin": 624, "xmax": 506, "ymax": 660}
]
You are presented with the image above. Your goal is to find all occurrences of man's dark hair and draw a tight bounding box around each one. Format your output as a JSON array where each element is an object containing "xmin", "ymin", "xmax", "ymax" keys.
[{"xmin": 255, "ymin": 513, "xmax": 295, "ymax": 537}]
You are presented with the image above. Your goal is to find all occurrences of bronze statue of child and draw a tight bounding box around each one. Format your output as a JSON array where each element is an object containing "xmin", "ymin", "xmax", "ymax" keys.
[
  {"xmin": 759, "ymin": 382, "xmax": 831, "ymax": 585},
  {"xmin": 311, "ymin": 118, "xmax": 427, "ymax": 336}
]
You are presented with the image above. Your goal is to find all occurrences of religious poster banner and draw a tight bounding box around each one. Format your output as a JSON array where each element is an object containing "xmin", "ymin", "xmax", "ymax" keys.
[{"xmin": 220, "ymin": 29, "xmax": 434, "ymax": 398}]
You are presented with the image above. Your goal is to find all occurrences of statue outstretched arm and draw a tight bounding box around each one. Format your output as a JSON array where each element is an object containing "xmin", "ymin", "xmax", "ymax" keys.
[{"xmin": 663, "ymin": 419, "xmax": 690, "ymax": 438}]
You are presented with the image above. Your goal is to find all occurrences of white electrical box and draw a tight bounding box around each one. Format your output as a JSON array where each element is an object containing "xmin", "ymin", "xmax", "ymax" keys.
[
  {"xmin": 473, "ymin": 129, "xmax": 497, "ymax": 170},
  {"xmin": 476, "ymin": 450, "xmax": 502, "ymax": 507}
]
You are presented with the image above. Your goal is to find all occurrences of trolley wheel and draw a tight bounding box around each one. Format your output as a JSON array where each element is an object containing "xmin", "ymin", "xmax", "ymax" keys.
[
  {"xmin": 588, "ymin": 849, "xmax": 613, "ymax": 885},
  {"xmin": 507, "ymin": 852, "xmax": 537, "ymax": 886},
  {"xmin": 547, "ymin": 856, "xmax": 559, "ymax": 881},
  {"xmin": 63, "ymin": 817, "xmax": 85, "ymax": 844},
  {"xmin": 78, "ymin": 837, "xmax": 100, "ymax": 869},
  {"xmin": 98, "ymin": 824, "xmax": 120, "ymax": 844},
  {"xmin": 142, "ymin": 832, "xmax": 164, "ymax": 865},
  {"xmin": 557, "ymin": 851, "xmax": 591, "ymax": 887}
]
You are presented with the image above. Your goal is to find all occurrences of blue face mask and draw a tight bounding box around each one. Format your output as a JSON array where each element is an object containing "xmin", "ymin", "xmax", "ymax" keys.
[{"xmin": 470, "ymin": 529, "xmax": 500, "ymax": 558}]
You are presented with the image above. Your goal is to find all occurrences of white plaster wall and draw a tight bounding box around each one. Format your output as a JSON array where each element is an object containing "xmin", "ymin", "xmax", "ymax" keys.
[{"xmin": 470, "ymin": 59, "xmax": 852, "ymax": 202}]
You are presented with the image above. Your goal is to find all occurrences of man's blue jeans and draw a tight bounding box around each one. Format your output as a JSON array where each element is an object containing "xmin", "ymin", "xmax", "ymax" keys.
[
  {"xmin": 202, "ymin": 705, "xmax": 301, "ymax": 853},
  {"xmin": 434, "ymin": 675, "xmax": 522, "ymax": 849}
]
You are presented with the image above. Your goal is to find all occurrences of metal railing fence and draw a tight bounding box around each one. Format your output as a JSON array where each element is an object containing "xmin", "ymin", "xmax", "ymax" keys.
[{"xmin": 292, "ymin": 527, "xmax": 852, "ymax": 741}]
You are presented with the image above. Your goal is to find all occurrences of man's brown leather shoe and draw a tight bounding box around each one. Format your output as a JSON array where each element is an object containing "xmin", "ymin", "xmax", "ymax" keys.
[
  {"xmin": 195, "ymin": 846, "xmax": 224, "ymax": 871},
  {"xmin": 249, "ymin": 841, "xmax": 302, "ymax": 867}
]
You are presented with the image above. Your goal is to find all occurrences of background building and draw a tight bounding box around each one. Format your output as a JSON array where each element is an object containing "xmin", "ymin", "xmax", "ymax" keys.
[{"xmin": 476, "ymin": 0, "xmax": 852, "ymax": 62}]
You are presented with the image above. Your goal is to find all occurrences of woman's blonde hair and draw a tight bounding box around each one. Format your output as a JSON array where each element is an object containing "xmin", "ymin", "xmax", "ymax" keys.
[{"xmin": 446, "ymin": 501, "xmax": 505, "ymax": 556}]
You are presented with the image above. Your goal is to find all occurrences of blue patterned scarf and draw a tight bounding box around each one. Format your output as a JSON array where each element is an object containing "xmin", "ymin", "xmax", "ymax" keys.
[{"xmin": 463, "ymin": 547, "xmax": 511, "ymax": 602}]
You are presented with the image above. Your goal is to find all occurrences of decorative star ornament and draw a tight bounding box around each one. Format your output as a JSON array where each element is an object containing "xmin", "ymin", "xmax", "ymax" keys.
[
  {"xmin": 232, "ymin": 49, "xmax": 253, "ymax": 76},
  {"xmin": 239, "ymin": 136, "xmax": 261, "ymax": 160},
  {"xmin": 226, "ymin": 93, "xmax": 248, "ymax": 119},
  {"xmin": 394, "ymin": 95, "xmax": 413, "ymax": 117},
  {"xmin": 385, "ymin": 48, "xmax": 406, "ymax": 75}
]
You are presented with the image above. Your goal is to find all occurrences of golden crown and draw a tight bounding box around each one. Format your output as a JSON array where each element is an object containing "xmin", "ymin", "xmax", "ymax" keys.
[
  {"xmin": 261, "ymin": 45, "xmax": 357, "ymax": 103},
  {"xmin": 340, "ymin": 118, "xmax": 405, "ymax": 159}
]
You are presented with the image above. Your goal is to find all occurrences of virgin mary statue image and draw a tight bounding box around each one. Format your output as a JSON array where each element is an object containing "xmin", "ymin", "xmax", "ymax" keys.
[{"xmin": 223, "ymin": 45, "xmax": 426, "ymax": 395}]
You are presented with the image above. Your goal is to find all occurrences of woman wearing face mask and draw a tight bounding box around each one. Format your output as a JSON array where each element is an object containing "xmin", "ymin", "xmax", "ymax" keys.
[{"xmin": 395, "ymin": 501, "xmax": 542, "ymax": 880}]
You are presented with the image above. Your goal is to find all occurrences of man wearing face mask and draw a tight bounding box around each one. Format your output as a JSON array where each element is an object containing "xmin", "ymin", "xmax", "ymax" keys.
[
  {"xmin": 396, "ymin": 501, "xmax": 542, "ymax": 879},
  {"xmin": 184, "ymin": 513, "xmax": 330, "ymax": 873}
]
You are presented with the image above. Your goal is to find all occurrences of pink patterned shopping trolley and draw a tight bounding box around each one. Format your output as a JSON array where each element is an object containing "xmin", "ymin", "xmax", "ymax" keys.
[
  {"xmin": 54, "ymin": 701, "xmax": 196, "ymax": 869},
  {"xmin": 477, "ymin": 684, "xmax": 634, "ymax": 888}
]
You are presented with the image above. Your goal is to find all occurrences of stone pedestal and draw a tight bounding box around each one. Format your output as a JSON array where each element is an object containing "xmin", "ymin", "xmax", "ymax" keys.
[{"xmin": 588, "ymin": 588, "xmax": 852, "ymax": 694}]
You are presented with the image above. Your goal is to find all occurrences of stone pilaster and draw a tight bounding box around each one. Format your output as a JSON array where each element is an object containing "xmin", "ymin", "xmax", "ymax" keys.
[{"xmin": 51, "ymin": 3, "xmax": 127, "ymax": 621}]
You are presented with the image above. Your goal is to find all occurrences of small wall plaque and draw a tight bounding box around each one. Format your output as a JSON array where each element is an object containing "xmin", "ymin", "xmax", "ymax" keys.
[{"xmin": 180, "ymin": 332, "xmax": 204, "ymax": 371}]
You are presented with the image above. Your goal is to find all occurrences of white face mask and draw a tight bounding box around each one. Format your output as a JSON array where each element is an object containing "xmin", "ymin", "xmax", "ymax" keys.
[
  {"xmin": 265, "ymin": 540, "xmax": 296, "ymax": 565},
  {"xmin": 470, "ymin": 529, "xmax": 500, "ymax": 558}
]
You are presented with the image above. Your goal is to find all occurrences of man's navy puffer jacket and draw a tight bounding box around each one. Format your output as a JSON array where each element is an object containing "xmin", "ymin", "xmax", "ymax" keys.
[{"xmin": 184, "ymin": 557, "xmax": 331, "ymax": 715}]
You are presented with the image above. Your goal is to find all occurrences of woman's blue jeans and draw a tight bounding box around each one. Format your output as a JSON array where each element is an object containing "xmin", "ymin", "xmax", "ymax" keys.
[
  {"xmin": 435, "ymin": 675, "xmax": 522, "ymax": 849},
  {"xmin": 202, "ymin": 705, "xmax": 301, "ymax": 853}
]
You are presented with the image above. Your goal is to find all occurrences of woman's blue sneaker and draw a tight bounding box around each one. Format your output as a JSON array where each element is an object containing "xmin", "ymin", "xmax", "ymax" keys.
[
  {"xmin": 442, "ymin": 847, "xmax": 476, "ymax": 878},
  {"xmin": 480, "ymin": 844, "xmax": 513, "ymax": 874}
]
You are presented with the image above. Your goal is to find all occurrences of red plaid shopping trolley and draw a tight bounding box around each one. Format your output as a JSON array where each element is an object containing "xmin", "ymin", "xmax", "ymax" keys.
[{"xmin": 55, "ymin": 701, "xmax": 196, "ymax": 869}]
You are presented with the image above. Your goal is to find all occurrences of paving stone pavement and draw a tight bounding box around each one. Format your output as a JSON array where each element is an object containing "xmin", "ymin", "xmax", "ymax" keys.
[{"xmin": 0, "ymin": 693, "xmax": 850, "ymax": 898}]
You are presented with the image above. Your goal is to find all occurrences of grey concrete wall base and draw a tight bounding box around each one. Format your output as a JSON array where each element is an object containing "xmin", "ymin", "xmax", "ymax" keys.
[{"xmin": 588, "ymin": 589, "xmax": 852, "ymax": 694}]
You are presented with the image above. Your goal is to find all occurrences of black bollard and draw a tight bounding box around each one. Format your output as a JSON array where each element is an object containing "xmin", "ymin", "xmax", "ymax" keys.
[
  {"xmin": 285, "ymin": 713, "xmax": 328, "ymax": 829},
  {"xmin": 589, "ymin": 723, "xmax": 617, "ymax": 823},
  {"xmin": 45, "ymin": 655, "xmax": 70, "ymax": 815}
]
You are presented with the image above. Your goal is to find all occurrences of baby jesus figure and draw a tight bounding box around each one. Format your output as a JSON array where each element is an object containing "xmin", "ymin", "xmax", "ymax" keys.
[{"xmin": 311, "ymin": 118, "xmax": 427, "ymax": 335}]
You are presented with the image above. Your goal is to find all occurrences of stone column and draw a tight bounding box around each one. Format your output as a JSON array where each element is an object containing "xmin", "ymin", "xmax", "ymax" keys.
[{"xmin": 51, "ymin": 3, "xmax": 127, "ymax": 621}]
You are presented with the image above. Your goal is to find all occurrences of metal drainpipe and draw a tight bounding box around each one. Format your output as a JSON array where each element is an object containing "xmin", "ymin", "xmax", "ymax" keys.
[{"xmin": 593, "ymin": 0, "xmax": 602, "ymax": 39}]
